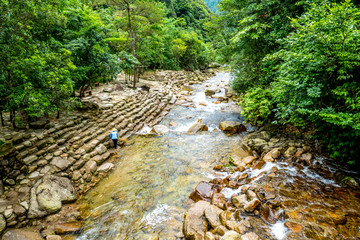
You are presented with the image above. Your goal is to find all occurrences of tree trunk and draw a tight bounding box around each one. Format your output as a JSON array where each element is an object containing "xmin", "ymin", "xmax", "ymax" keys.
[
  {"xmin": 11, "ymin": 110, "xmax": 16, "ymax": 128},
  {"xmin": 0, "ymin": 111, "xmax": 4, "ymax": 127},
  {"xmin": 57, "ymin": 110, "xmax": 60, "ymax": 119},
  {"xmin": 126, "ymin": 1, "xmax": 137, "ymax": 88}
]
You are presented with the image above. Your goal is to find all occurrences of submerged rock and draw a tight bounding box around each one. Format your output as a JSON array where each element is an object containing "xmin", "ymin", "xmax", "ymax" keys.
[{"xmin": 219, "ymin": 121, "xmax": 246, "ymax": 134}]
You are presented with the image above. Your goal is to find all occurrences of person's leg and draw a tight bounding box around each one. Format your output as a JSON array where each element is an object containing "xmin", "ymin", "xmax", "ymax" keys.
[{"xmin": 113, "ymin": 139, "xmax": 118, "ymax": 149}]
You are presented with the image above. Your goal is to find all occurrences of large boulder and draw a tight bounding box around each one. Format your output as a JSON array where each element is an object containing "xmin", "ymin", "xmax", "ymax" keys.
[
  {"xmin": 1, "ymin": 229, "xmax": 43, "ymax": 240},
  {"xmin": 28, "ymin": 175, "xmax": 77, "ymax": 218},
  {"xmin": 189, "ymin": 181, "xmax": 214, "ymax": 202},
  {"xmin": 151, "ymin": 125, "xmax": 170, "ymax": 135},
  {"xmin": 188, "ymin": 120, "xmax": 208, "ymax": 134},
  {"xmin": 219, "ymin": 121, "xmax": 246, "ymax": 134},
  {"xmin": 183, "ymin": 200, "xmax": 211, "ymax": 240}
]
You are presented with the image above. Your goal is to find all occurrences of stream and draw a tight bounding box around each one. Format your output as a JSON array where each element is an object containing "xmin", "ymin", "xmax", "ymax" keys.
[
  {"xmin": 73, "ymin": 72, "xmax": 360, "ymax": 240},
  {"xmin": 74, "ymin": 72, "xmax": 251, "ymax": 239}
]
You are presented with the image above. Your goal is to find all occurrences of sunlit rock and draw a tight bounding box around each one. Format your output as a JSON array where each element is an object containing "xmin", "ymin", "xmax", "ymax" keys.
[
  {"xmin": 183, "ymin": 200, "xmax": 210, "ymax": 240},
  {"xmin": 188, "ymin": 119, "xmax": 208, "ymax": 134},
  {"xmin": 219, "ymin": 121, "xmax": 246, "ymax": 134}
]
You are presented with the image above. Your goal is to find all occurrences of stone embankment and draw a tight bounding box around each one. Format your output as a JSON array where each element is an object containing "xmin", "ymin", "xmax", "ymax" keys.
[
  {"xmin": 184, "ymin": 129, "xmax": 360, "ymax": 240},
  {"xmin": 0, "ymin": 69, "xmax": 215, "ymax": 237}
]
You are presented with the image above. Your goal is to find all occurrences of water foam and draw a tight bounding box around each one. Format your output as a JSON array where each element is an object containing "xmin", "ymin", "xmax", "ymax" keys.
[
  {"xmin": 142, "ymin": 204, "xmax": 171, "ymax": 227},
  {"xmin": 270, "ymin": 220, "xmax": 289, "ymax": 240}
]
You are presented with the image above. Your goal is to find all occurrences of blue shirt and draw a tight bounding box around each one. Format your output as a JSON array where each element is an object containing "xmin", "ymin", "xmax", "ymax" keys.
[{"xmin": 110, "ymin": 130, "xmax": 119, "ymax": 139}]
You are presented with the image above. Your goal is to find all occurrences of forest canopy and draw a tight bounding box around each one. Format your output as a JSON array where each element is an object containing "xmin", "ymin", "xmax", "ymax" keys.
[{"xmin": 0, "ymin": 0, "xmax": 215, "ymax": 126}]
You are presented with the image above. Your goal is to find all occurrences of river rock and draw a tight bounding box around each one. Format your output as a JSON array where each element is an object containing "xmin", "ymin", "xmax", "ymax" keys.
[
  {"xmin": 204, "ymin": 205, "xmax": 223, "ymax": 228},
  {"xmin": 300, "ymin": 153, "xmax": 313, "ymax": 165},
  {"xmin": 220, "ymin": 230, "xmax": 241, "ymax": 240},
  {"xmin": 46, "ymin": 236, "xmax": 62, "ymax": 240},
  {"xmin": 231, "ymin": 194, "xmax": 247, "ymax": 209},
  {"xmin": 97, "ymin": 163, "xmax": 114, "ymax": 173},
  {"xmin": 263, "ymin": 148, "xmax": 281, "ymax": 162},
  {"xmin": 51, "ymin": 157, "xmax": 71, "ymax": 170},
  {"xmin": 241, "ymin": 232, "xmax": 259, "ymax": 240},
  {"xmin": 260, "ymin": 204, "xmax": 277, "ymax": 224},
  {"xmin": 54, "ymin": 222, "xmax": 82, "ymax": 234},
  {"xmin": 13, "ymin": 204, "xmax": 26, "ymax": 217},
  {"xmin": 284, "ymin": 147, "xmax": 297, "ymax": 158},
  {"xmin": 28, "ymin": 175, "xmax": 77, "ymax": 218},
  {"xmin": 242, "ymin": 156, "xmax": 255, "ymax": 166},
  {"xmin": 183, "ymin": 200, "xmax": 210, "ymax": 240},
  {"xmin": 284, "ymin": 221, "xmax": 303, "ymax": 233},
  {"xmin": 219, "ymin": 121, "xmax": 246, "ymax": 134},
  {"xmin": 205, "ymin": 89, "xmax": 215, "ymax": 96},
  {"xmin": 244, "ymin": 199, "xmax": 261, "ymax": 212},
  {"xmin": 151, "ymin": 125, "xmax": 170, "ymax": 135},
  {"xmin": 189, "ymin": 181, "xmax": 214, "ymax": 202},
  {"xmin": 1, "ymin": 229, "xmax": 43, "ymax": 240},
  {"xmin": 211, "ymin": 193, "xmax": 226, "ymax": 209},
  {"xmin": 0, "ymin": 214, "xmax": 6, "ymax": 235},
  {"xmin": 335, "ymin": 172, "xmax": 359, "ymax": 188},
  {"xmin": 188, "ymin": 119, "xmax": 208, "ymax": 134},
  {"xmin": 205, "ymin": 232, "xmax": 216, "ymax": 240},
  {"xmin": 235, "ymin": 219, "xmax": 251, "ymax": 234}
]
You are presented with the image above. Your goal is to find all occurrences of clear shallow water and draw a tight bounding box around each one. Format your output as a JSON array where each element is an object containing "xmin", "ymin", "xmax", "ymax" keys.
[
  {"xmin": 73, "ymin": 72, "xmax": 360, "ymax": 240},
  {"xmin": 75, "ymin": 72, "xmax": 251, "ymax": 240}
]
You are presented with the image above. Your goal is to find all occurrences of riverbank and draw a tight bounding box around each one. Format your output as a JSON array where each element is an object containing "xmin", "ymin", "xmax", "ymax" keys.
[
  {"xmin": 184, "ymin": 127, "xmax": 360, "ymax": 240},
  {"xmin": 0, "ymin": 69, "xmax": 216, "ymax": 239}
]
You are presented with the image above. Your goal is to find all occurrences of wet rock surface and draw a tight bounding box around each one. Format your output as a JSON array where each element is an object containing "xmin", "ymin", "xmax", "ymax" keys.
[{"xmin": 184, "ymin": 130, "xmax": 360, "ymax": 240}]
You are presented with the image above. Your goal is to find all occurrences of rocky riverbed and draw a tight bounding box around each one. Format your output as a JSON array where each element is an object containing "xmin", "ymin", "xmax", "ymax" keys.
[
  {"xmin": 184, "ymin": 129, "xmax": 360, "ymax": 240},
  {"xmin": 0, "ymin": 69, "xmax": 216, "ymax": 239}
]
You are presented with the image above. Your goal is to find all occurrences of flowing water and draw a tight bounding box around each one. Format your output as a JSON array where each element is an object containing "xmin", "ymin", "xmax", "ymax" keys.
[
  {"xmin": 75, "ymin": 72, "xmax": 252, "ymax": 239},
  {"xmin": 74, "ymin": 72, "xmax": 360, "ymax": 240}
]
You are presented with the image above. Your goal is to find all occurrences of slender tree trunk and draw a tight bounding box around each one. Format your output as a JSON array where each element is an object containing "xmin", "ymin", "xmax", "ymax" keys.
[
  {"xmin": 11, "ymin": 110, "xmax": 15, "ymax": 128},
  {"xmin": 0, "ymin": 111, "xmax": 4, "ymax": 127},
  {"xmin": 57, "ymin": 110, "xmax": 60, "ymax": 119},
  {"xmin": 126, "ymin": 1, "xmax": 137, "ymax": 88}
]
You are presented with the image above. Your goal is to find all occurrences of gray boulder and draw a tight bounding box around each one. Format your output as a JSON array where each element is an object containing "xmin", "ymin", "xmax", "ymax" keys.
[{"xmin": 28, "ymin": 175, "xmax": 77, "ymax": 218}]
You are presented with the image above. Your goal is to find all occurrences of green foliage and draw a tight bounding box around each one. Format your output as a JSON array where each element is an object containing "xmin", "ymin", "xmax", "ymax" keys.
[
  {"xmin": 231, "ymin": 0, "xmax": 360, "ymax": 164},
  {"xmin": 240, "ymin": 87, "xmax": 272, "ymax": 125}
]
